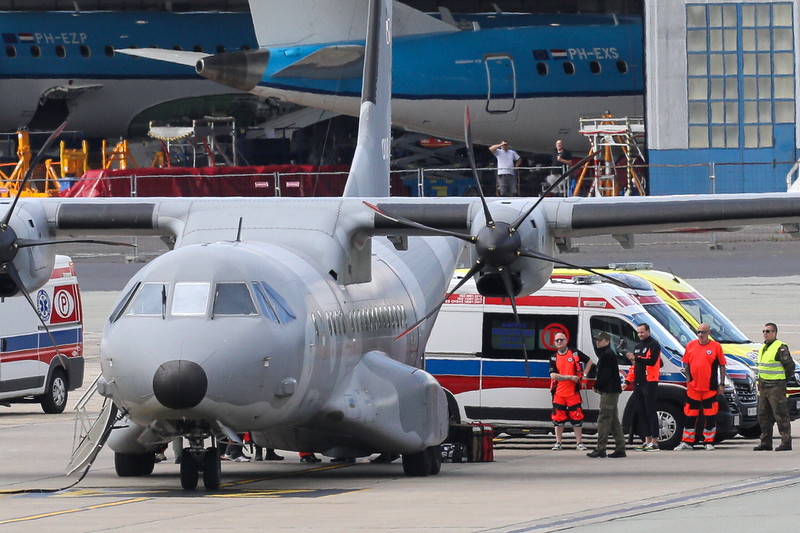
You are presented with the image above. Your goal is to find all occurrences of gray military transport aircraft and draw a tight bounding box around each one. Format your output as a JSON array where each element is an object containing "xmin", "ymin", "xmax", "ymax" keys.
[{"xmin": 2, "ymin": 0, "xmax": 800, "ymax": 491}]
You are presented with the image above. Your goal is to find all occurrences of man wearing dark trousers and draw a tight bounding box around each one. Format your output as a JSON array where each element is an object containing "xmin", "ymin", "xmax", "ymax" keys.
[
  {"xmin": 754, "ymin": 323, "xmax": 795, "ymax": 451},
  {"xmin": 586, "ymin": 332, "xmax": 626, "ymax": 458},
  {"xmin": 624, "ymin": 323, "xmax": 662, "ymax": 451}
]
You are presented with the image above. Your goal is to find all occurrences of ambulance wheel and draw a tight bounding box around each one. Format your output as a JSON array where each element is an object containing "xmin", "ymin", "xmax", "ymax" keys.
[
  {"xmin": 656, "ymin": 402, "xmax": 683, "ymax": 450},
  {"xmin": 427, "ymin": 445, "xmax": 442, "ymax": 475},
  {"xmin": 41, "ymin": 368, "xmax": 68, "ymax": 414},
  {"xmin": 202, "ymin": 447, "xmax": 221, "ymax": 490},
  {"xmin": 180, "ymin": 448, "xmax": 199, "ymax": 490},
  {"xmin": 402, "ymin": 449, "xmax": 431, "ymax": 477},
  {"xmin": 115, "ymin": 452, "xmax": 155, "ymax": 477}
]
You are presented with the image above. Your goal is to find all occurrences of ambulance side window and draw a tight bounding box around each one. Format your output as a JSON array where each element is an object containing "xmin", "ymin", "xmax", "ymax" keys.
[
  {"xmin": 482, "ymin": 313, "xmax": 578, "ymax": 360},
  {"xmin": 590, "ymin": 316, "xmax": 638, "ymax": 366}
]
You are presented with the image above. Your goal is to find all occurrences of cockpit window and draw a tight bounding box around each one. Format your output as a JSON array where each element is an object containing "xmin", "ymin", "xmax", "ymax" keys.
[
  {"xmin": 111, "ymin": 281, "xmax": 141, "ymax": 322},
  {"xmin": 252, "ymin": 281, "xmax": 296, "ymax": 323},
  {"xmin": 126, "ymin": 283, "xmax": 167, "ymax": 316},
  {"xmin": 213, "ymin": 283, "xmax": 257, "ymax": 316},
  {"xmin": 171, "ymin": 282, "xmax": 210, "ymax": 316}
]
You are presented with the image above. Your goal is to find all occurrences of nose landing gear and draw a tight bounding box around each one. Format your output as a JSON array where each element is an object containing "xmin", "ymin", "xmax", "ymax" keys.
[{"xmin": 180, "ymin": 441, "xmax": 221, "ymax": 490}]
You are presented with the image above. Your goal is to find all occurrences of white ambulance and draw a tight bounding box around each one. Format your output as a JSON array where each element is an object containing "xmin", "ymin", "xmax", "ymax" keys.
[
  {"xmin": 0, "ymin": 255, "xmax": 84, "ymax": 413},
  {"xmin": 424, "ymin": 274, "xmax": 740, "ymax": 449}
]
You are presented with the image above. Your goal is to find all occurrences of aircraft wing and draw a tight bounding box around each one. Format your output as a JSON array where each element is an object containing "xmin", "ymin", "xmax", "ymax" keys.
[
  {"xmin": 544, "ymin": 193, "xmax": 800, "ymax": 238},
  {"xmin": 115, "ymin": 48, "xmax": 209, "ymax": 68}
]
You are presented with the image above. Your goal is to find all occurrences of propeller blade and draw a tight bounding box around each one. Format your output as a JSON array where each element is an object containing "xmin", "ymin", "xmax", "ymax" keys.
[
  {"xmin": 395, "ymin": 260, "xmax": 483, "ymax": 340},
  {"xmin": 510, "ymin": 150, "xmax": 601, "ymax": 231},
  {"xmin": 517, "ymin": 248, "xmax": 633, "ymax": 289},
  {"xmin": 464, "ymin": 106, "xmax": 494, "ymax": 227},
  {"xmin": 17, "ymin": 238, "xmax": 137, "ymax": 249},
  {"xmin": 1, "ymin": 121, "xmax": 67, "ymax": 228},
  {"xmin": 2, "ymin": 262, "xmax": 68, "ymax": 370},
  {"xmin": 363, "ymin": 201, "xmax": 475, "ymax": 243},
  {"xmin": 499, "ymin": 267, "xmax": 530, "ymax": 379}
]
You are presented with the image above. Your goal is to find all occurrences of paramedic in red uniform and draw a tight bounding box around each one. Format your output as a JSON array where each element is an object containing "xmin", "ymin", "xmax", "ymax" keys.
[
  {"xmin": 674, "ymin": 323, "xmax": 726, "ymax": 451},
  {"xmin": 549, "ymin": 332, "xmax": 593, "ymax": 450},
  {"xmin": 624, "ymin": 323, "xmax": 661, "ymax": 451}
]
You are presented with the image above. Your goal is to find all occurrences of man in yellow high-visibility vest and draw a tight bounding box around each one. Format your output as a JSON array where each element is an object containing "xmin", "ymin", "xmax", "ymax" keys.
[{"xmin": 753, "ymin": 323, "xmax": 795, "ymax": 451}]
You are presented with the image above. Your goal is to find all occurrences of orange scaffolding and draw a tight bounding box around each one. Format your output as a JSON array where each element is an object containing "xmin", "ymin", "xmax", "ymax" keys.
[{"xmin": 572, "ymin": 114, "xmax": 647, "ymax": 197}]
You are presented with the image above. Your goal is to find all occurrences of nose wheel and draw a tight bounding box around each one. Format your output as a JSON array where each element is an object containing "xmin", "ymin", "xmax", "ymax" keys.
[{"xmin": 180, "ymin": 446, "xmax": 221, "ymax": 490}]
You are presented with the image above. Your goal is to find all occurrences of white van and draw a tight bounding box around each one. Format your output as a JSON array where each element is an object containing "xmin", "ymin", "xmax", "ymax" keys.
[
  {"xmin": 424, "ymin": 274, "xmax": 739, "ymax": 449},
  {"xmin": 0, "ymin": 255, "xmax": 85, "ymax": 413}
]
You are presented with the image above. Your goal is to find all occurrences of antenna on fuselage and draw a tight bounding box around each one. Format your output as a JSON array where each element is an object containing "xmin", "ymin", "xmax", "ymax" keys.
[{"xmin": 235, "ymin": 217, "xmax": 243, "ymax": 242}]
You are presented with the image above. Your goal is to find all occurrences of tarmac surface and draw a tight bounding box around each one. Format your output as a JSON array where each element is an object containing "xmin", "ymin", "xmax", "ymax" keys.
[{"xmin": 2, "ymin": 236, "xmax": 800, "ymax": 531}]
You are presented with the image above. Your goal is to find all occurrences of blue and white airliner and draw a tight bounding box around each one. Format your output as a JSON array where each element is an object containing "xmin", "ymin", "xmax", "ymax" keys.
[{"xmin": 2, "ymin": 2, "xmax": 643, "ymax": 152}]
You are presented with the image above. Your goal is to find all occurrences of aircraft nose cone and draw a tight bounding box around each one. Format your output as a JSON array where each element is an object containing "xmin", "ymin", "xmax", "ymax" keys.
[{"xmin": 152, "ymin": 360, "xmax": 208, "ymax": 410}]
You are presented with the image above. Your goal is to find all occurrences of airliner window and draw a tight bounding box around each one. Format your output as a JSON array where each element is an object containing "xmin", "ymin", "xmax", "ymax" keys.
[
  {"xmin": 562, "ymin": 62, "xmax": 575, "ymax": 75},
  {"xmin": 104, "ymin": 45, "xmax": 114, "ymax": 57},
  {"xmin": 616, "ymin": 60, "xmax": 628, "ymax": 74},
  {"xmin": 31, "ymin": 45, "xmax": 41, "ymax": 58},
  {"xmin": 111, "ymin": 281, "xmax": 141, "ymax": 322},
  {"xmin": 590, "ymin": 61, "xmax": 601, "ymax": 74},
  {"xmin": 257, "ymin": 281, "xmax": 296, "ymax": 323},
  {"xmin": 126, "ymin": 282, "xmax": 167, "ymax": 316},
  {"xmin": 172, "ymin": 282, "xmax": 210, "ymax": 316},
  {"xmin": 56, "ymin": 45, "xmax": 66, "ymax": 58},
  {"xmin": 213, "ymin": 283, "xmax": 257, "ymax": 316},
  {"xmin": 6, "ymin": 45, "xmax": 16, "ymax": 58},
  {"xmin": 80, "ymin": 45, "xmax": 90, "ymax": 58},
  {"xmin": 535, "ymin": 62, "xmax": 547, "ymax": 76}
]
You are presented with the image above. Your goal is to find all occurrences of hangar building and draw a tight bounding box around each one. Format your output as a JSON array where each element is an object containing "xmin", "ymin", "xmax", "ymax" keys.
[{"xmin": 646, "ymin": 1, "xmax": 797, "ymax": 194}]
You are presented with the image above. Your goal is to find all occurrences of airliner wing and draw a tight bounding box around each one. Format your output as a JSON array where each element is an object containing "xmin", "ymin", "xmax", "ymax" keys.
[
  {"xmin": 116, "ymin": 48, "xmax": 209, "ymax": 68},
  {"xmin": 248, "ymin": 0, "xmax": 457, "ymax": 47}
]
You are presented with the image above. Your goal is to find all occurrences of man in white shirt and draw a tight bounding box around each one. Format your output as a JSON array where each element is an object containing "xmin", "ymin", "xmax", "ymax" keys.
[{"xmin": 489, "ymin": 141, "xmax": 522, "ymax": 196}]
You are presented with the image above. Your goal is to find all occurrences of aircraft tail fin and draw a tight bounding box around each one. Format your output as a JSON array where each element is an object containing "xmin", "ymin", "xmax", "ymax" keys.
[
  {"xmin": 342, "ymin": 0, "xmax": 392, "ymax": 198},
  {"xmin": 247, "ymin": 0, "xmax": 456, "ymax": 48}
]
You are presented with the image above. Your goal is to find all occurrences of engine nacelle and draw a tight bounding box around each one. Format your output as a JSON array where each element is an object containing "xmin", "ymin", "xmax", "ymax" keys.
[
  {"xmin": 0, "ymin": 202, "xmax": 55, "ymax": 297},
  {"xmin": 472, "ymin": 203, "xmax": 553, "ymax": 298}
]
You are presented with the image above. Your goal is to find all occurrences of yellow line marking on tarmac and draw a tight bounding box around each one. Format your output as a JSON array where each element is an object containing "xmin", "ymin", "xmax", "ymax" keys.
[{"xmin": 0, "ymin": 497, "xmax": 148, "ymax": 525}]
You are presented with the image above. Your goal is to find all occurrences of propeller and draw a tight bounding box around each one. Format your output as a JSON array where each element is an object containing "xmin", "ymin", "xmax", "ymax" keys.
[
  {"xmin": 0, "ymin": 122, "xmax": 135, "ymax": 369},
  {"xmin": 366, "ymin": 106, "xmax": 633, "ymax": 375}
]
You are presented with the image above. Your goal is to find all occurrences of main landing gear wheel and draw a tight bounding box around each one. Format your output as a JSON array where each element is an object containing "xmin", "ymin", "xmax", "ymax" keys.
[
  {"xmin": 114, "ymin": 451, "xmax": 156, "ymax": 477},
  {"xmin": 402, "ymin": 445, "xmax": 442, "ymax": 477},
  {"xmin": 202, "ymin": 446, "xmax": 221, "ymax": 490},
  {"xmin": 180, "ymin": 448, "xmax": 199, "ymax": 490}
]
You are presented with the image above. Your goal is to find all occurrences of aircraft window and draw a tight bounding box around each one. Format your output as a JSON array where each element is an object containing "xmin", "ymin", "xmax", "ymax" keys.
[
  {"xmin": 126, "ymin": 283, "xmax": 168, "ymax": 316},
  {"xmin": 31, "ymin": 45, "xmax": 41, "ymax": 58},
  {"xmin": 536, "ymin": 62, "xmax": 548, "ymax": 76},
  {"xmin": 172, "ymin": 282, "xmax": 210, "ymax": 316},
  {"xmin": 257, "ymin": 281, "xmax": 296, "ymax": 323},
  {"xmin": 56, "ymin": 45, "xmax": 66, "ymax": 58},
  {"xmin": 251, "ymin": 282, "xmax": 279, "ymax": 322},
  {"xmin": 6, "ymin": 45, "xmax": 16, "ymax": 58},
  {"xmin": 616, "ymin": 60, "xmax": 628, "ymax": 74},
  {"xmin": 216, "ymin": 45, "xmax": 226, "ymax": 53},
  {"xmin": 105, "ymin": 45, "xmax": 115, "ymax": 57},
  {"xmin": 110, "ymin": 281, "xmax": 141, "ymax": 322},
  {"xmin": 589, "ymin": 61, "xmax": 601, "ymax": 74},
  {"xmin": 193, "ymin": 45, "xmax": 204, "ymax": 52},
  {"xmin": 80, "ymin": 45, "xmax": 91, "ymax": 58},
  {"xmin": 562, "ymin": 62, "xmax": 575, "ymax": 75},
  {"xmin": 213, "ymin": 283, "xmax": 257, "ymax": 316}
]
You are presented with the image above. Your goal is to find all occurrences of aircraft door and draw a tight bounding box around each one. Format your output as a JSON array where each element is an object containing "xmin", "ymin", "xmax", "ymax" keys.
[{"xmin": 484, "ymin": 54, "xmax": 516, "ymax": 114}]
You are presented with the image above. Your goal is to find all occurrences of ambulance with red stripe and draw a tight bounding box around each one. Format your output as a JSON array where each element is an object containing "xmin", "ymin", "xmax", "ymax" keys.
[
  {"xmin": 424, "ymin": 273, "xmax": 740, "ymax": 449},
  {"xmin": 0, "ymin": 255, "xmax": 84, "ymax": 413}
]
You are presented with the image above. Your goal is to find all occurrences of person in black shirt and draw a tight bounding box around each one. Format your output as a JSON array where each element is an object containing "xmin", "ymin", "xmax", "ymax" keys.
[
  {"xmin": 586, "ymin": 332, "xmax": 627, "ymax": 458},
  {"xmin": 624, "ymin": 323, "xmax": 662, "ymax": 451}
]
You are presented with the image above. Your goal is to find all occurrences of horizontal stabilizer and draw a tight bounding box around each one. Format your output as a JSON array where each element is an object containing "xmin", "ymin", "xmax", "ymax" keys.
[
  {"xmin": 248, "ymin": 0, "xmax": 457, "ymax": 47},
  {"xmin": 116, "ymin": 48, "xmax": 209, "ymax": 68},
  {"xmin": 273, "ymin": 45, "xmax": 365, "ymax": 79}
]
